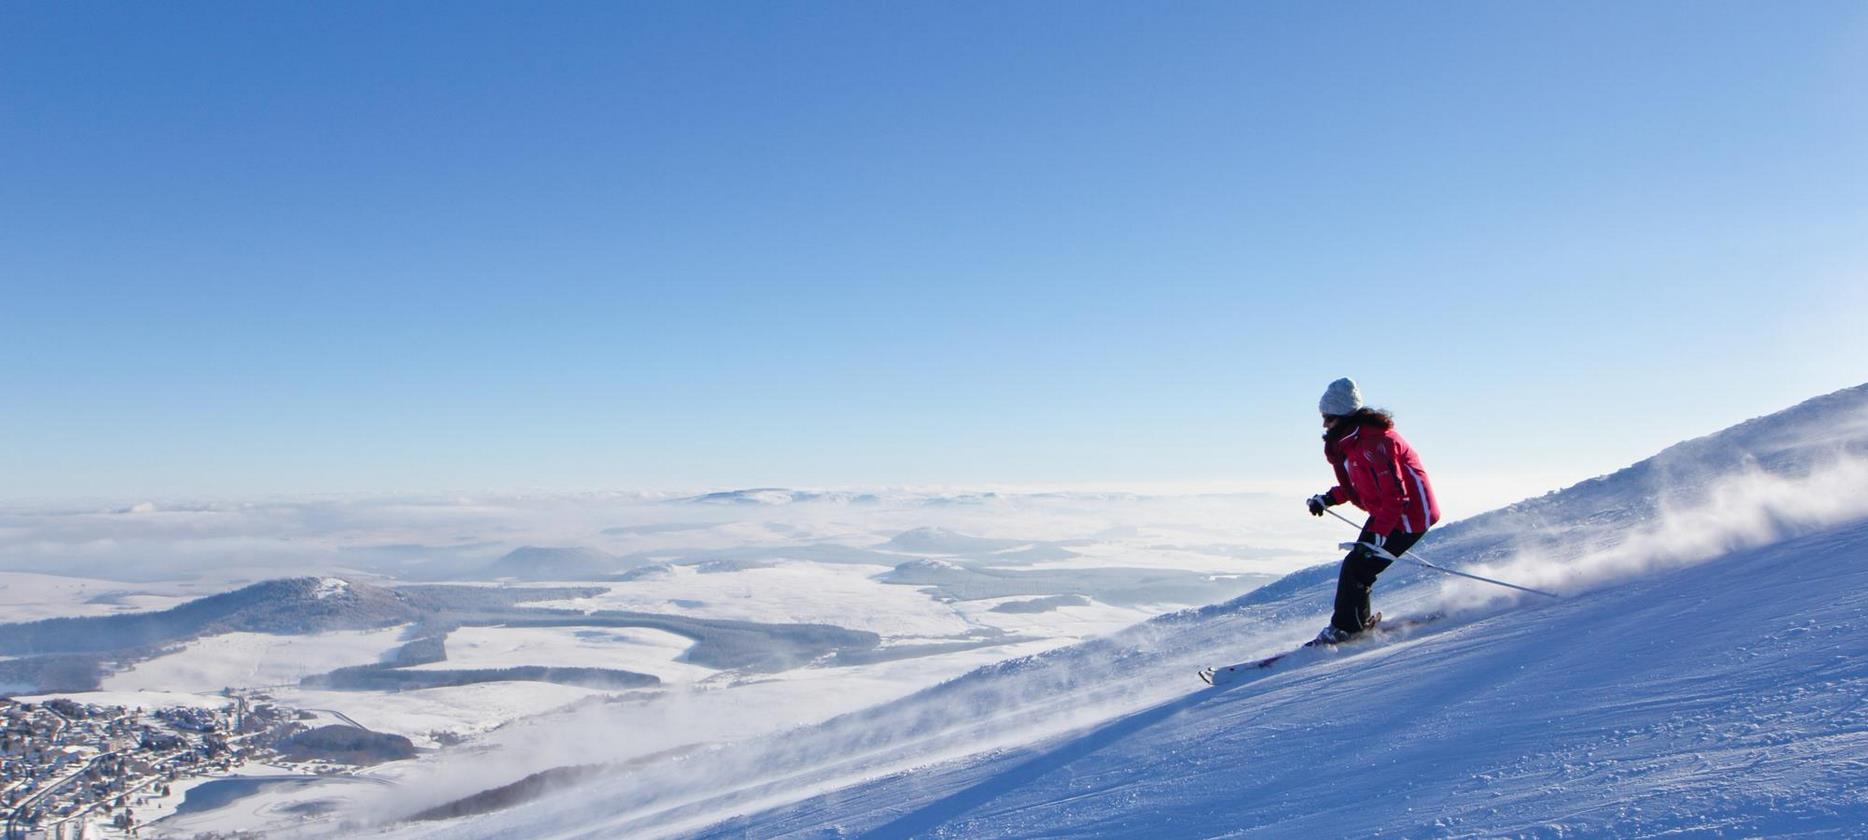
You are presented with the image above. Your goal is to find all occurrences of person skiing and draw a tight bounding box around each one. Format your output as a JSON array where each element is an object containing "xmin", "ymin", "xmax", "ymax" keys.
[{"xmin": 1305, "ymin": 377, "xmax": 1440, "ymax": 644}]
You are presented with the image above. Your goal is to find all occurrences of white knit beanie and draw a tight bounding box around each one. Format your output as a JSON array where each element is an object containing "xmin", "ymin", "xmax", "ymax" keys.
[{"xmin": 1318, "ymin": 377, "xmax": 1362, "ymax": 416}]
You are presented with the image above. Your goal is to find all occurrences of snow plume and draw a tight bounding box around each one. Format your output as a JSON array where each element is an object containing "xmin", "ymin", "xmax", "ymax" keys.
[
  {"xmin": 1439, "ymin": 453, "xmax": 1868, "ymax": 611},
  {"xmin": 358, "ymin": 630, "xmax": 1187, "ymax": 839}
]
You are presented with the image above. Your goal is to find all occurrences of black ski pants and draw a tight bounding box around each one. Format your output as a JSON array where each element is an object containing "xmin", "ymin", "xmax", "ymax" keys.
[{"xmin": 1331, "ymin": 525, "xmax": 1425, "ymax": 634}]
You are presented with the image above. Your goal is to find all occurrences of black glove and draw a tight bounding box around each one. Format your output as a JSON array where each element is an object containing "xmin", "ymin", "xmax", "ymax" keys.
[{"xmin": 1306, "ymin": 493, "xmax": 1332, "ymax": 516}]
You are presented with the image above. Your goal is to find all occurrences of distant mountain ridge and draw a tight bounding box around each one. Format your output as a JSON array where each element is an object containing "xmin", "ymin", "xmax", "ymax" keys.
[
  {"xmin": 679, "ymin": 489, "xmax": 880, "ymax": 506},
  {"xmin": 0, "ymin": 570, "xmax": 884, "ymax": 694},
  {"xmin": 0, "ymin": 579, "xmax": 606, "ymax": 693},
  {"xmin": 482, "ymin": 546, "xmax": 625, "ymax": 580},
  {"xmin": 884, "ymin": 527, "xmax": 1030, "ymax": 555},
  {"xmin": 0, "ymin": 577, "xmax": 422, "ymax": 656}
]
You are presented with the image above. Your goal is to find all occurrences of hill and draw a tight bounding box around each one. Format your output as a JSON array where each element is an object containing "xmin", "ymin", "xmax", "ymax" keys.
[
  {"xmin": 381, "ymin": 383, "xmax": 1868, "ymax": 838},
  {"xmin": 0, "ymin": 577, "xmax": 422, "ymax": 656},
  {"xmin": 481, "ymin": 546, "xmax": 627, "ymax": 580}
]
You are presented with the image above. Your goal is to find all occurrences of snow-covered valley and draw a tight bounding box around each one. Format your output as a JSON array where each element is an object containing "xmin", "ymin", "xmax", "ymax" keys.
[{"xmin": 0, "ymin": 478, "xmax": 1312, "ymax": 837}]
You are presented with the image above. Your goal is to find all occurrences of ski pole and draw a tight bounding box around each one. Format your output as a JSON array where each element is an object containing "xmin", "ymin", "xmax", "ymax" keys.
[{"xmin": 1324, "ymin": 508, "xmax": 1560, "ymax": 599}]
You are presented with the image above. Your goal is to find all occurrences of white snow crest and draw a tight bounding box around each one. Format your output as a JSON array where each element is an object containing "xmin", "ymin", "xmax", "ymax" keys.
[
  {"xmin": 314, "ymin": 576, "xmax": 350, "ymax": 599},
  {"xmin": 1442, "ymin": 453, "xmax": 1868, "ymax": 611}
]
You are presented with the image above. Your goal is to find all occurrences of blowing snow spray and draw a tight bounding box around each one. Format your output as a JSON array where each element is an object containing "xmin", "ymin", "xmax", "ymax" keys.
[{"xmin": 1197, "ymin": 512, "xmax": 1561, "ymax": 685}]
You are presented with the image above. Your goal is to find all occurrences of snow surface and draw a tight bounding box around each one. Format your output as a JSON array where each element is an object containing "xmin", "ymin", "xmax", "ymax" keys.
[
  {"xmin": 267, "ymin": 682, "xmax": 616, "ymax": 746},
  {"xmin": 949, "ymin": 596, "xmax": 1154, "ymax": 640},
  {"xmin": 150, "ymin": 764, "xmax": 393, "ymax": 839},
  {"xmin": 0, "ymin": 490, "xmax": 1330, "ymax": 836},
  {"xmin": 124, "ymin": 761, "xmax": 323, "ymax": 835},
  {"xmin": 404, "ymin": 626, "xmax": 713, "ymax": 684},
  {"xmin": 0, "ymin": 571, "xmax": 197, "ymax": 620},
  {"xmin": 307, "ymin": 635, "xmax": 1073, "ymax": 809},
  {"xmin": 101, "ymin": 626, "xmax": 413, "ymax": 693},
  {"xmin": 718, "ymin": 520, "xmax": 1868, "ymax": 838},
  {"xmin": 365, "ymin": 384, "xmax": 1868, "ymax": 839},
  {"xmin": 151, "ymin": 638, "xmax": 1087, "ymax": 838},
  {"xmin": 519, "ymin": 561, "xmax": 979, "ymax": 638},
  {"xmin": 313, "ymin": 577, "xmax": 350, "ymax": 599},
  {"xmin": 13, "ymin": 689, "xmax": 236, "ymax": 710}
]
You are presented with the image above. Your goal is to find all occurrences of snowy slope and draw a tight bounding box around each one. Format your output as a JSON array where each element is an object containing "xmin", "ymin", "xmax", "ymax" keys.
[
  {"xmin": 730, "ymin": 518, "xmax": 1868, "ymax": 837},
  {"xmin": 372, "ymin": 384, "xmax": 1868, "ymax": 839}
]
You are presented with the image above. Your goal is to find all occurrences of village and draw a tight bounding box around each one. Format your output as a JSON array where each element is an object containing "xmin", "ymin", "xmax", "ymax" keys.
[{"xmin": 0, "ymin": 694, "xmax": 342, "ymax": 840}]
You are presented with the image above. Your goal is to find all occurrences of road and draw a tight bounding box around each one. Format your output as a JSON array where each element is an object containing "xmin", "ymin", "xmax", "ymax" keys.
[{"xmin": 305, "ymin": 708, "xmax": 370, "ymax": 730}]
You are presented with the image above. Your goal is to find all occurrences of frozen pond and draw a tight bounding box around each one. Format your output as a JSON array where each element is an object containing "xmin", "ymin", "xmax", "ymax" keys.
[{"xmin": 173, "ymin": 774, "xmax": 323, "ymax": 815}]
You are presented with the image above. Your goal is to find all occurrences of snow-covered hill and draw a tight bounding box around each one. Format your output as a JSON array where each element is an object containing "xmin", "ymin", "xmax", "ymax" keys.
[
  {"xmin": 379, "ymin": 384, "xmax": 1868, "ymax": 839},
  {"xmin": 729, "ymin": 517, "xmax": 1868, "ymax": 837}
]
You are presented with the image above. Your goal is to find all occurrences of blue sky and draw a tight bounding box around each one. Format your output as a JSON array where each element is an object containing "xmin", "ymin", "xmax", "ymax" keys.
[{"xmin": 3, "ymin": 2, "xmax": 1865, "ymax": 507}]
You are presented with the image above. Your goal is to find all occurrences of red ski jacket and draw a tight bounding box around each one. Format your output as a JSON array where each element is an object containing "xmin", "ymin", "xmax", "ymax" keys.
[{"xmin": 1324, "ymin": 415, "xmax": 1440, "ymax": 536}]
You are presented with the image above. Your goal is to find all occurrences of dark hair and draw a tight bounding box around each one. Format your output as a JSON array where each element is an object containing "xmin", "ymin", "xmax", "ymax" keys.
[
  {"xmin": 1348, "ymin": 406, "xmax": 1394, "ymax": 429},
  {"xmin": 1324, "ymin": 407, "xmax": 1394, "ymax": 439}
]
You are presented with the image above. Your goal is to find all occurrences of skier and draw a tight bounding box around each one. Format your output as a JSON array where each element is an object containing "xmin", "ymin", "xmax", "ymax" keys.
[{"xmin": 1305, "ymin": 377, "xmax": 1440, "ymax": 644}]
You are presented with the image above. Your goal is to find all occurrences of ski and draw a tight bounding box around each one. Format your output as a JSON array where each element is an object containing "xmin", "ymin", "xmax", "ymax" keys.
[{"xmin": 1198, "ymin": 612, "xmax": 1444, "ymax": 687}]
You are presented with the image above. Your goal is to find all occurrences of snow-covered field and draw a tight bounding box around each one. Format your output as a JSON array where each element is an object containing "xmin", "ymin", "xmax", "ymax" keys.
[
  {"xmin": 102, "ymin": 626, "xmax": 415, "ymax": 693},
  {"xmin": 149, "ymin": 764, "xmax": 394, "ymax": 839},
  {"xmin": 0, "ymin": 571, "xmax": 200, "ymax": 620},
  {"xmin": 949, "ymin": 596, "xmax": 1152, "ymax": 640},
  {"xmin": 12, "ymin": 689, "xmax": 236, "ymax": 711},
  {"xmin": 405, "ymin": 626, "xmax": 713, "ymax": 684},
  {"xmin": 269, "ymin": 682, "xmax": 619, "ymax": 746},
  {"xmin": 518, "ymin": 562, "xmax": 979, "ymax": 637}
]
